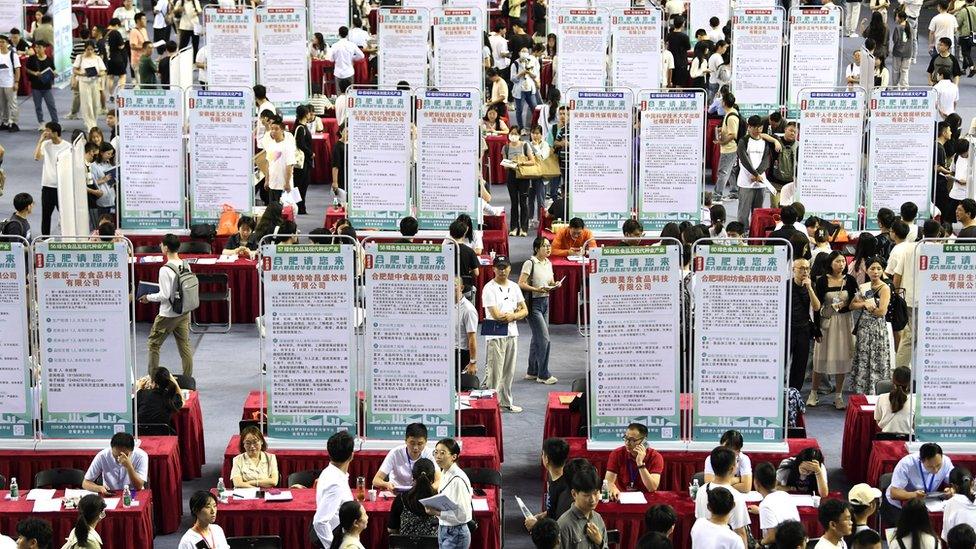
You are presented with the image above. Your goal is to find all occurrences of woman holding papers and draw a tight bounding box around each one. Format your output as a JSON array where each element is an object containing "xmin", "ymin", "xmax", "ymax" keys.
[
  {"xmin": 72, "ymin": 41, "xmax": 107, "ymax": 131},
  {"xmin": 178, "ymin": 491, "xmax": 230, "ymax": 549},
  {"xmin": 61, "ymin": 494, "xmax": 106, "ymax": 549},
  {"xmin": 809, "ymin": 251, "xmax": 858, "ymax": 409},
  {"xmin": 519, "ymin": 237, "xmax": 559, "ymax": 385},
  {"xmin": 426, "ymin": 438, "xmax": 474, "ymax": 549}
]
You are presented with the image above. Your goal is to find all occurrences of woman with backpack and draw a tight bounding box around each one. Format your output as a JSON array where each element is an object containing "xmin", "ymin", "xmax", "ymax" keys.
[{"xmin": 848, "ymin": 255, "xmax": 892, "ymax": 398}]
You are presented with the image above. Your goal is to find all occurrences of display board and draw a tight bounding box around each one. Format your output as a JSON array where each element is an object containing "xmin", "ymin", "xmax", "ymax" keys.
[
  {"xmin": 690, "ymin": 0, "xmax": 730, "ymax": 37},
  {"xmin": 610, "ymin": 8, "xmax": 662, "ymax": 92},
  {"xmin": 415, "ymin": 89, "xmax": 480, "ymax": 230},
  {"xmin": 587, "ymin": 244, "xmax": 682, "ymax": 442},
  {"xmin": 0, "ymin": 6, "xmax": 21, "ymax": 44},
  {"xmin": 310, "ymin": 0, "xmax": 349, "ymax": 35},
  {"xmin": 432, "ymin": 8, "xmax": 484, "ymax": 91},
  {"xmin": 568, "ymin": 89, "xmax": 633, "ymax": 231},
  {"xmin": 731, "ymin": 7, "xmax": 785, "ymax": 117},
  {"xmin": 865, "ymin": 89, "xmax": 937, "ymax": 230},
  {"xmin": 50, "ymin": 0, "xmax": 72, "ymax": 86},
  {"xmin": 188, "ymin": 89, "xmax": 255, "ymax": 225},
  {"xmin": 346, "ymin": 89, "xmax": 413, "ymax": 231},
  {"xmin": 378, "ymin": 7, "xmax": 431, "ymax": 89},
  {"xmin": 257, "ymin": 7, "xmax": 309, "ymax": 110},
  {"xmin": 35, "ymin": 241, "xmax": 133, "ymax": 438},
  {"xmin": 261, "ymin": 243, "xmax": 357, "ymax": 439},
  {"xmin": 205, "ymin": 8, "xmax": 256, "ymax": 90},
  {"xmin": 555, "ymin": 8, "xmax": 610, "ymax": 95},
  {"xmin": 914, "ymin": 241, "xmax": 976, "ymax": 442},
  {"xmin": 786, "ymin": 8, "xmax": 842, "ymax": 117},
  {"xmin": 0, "ymin": 242, "xmax": 32, "ymax": 439},
  {"xmin": 796, "ymin": 89, "xmax": 865, "ymax": 231},
  {"xmin": 405, "ymin": 0, "xmax": 444, "ymax": 7},
  {"xmin": 692, "ymin": 243, "xmax": 790, "ymax": 442},
  {"xmin": 547, "ymin": 0, "xmax": 590, "ymax": 31},
  {"xmin": 364, "ymin": 242, "xmax": 456, "ymax": 440},
  {"xmin": 637, "ymin": 90, "xmax": 705, "ymax": 231},
  {"xmin": 118, "ymin": 88, "xmax": 186, "ymax": 231}
]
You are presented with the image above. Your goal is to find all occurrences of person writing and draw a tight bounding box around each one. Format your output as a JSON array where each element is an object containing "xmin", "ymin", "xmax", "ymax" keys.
[
  {"xmin": 82, "ymin": 432, "xmax": 148, "ymax": 494},
  {"xmin": 604, "ymin": 422, "xmax": 663, "ymax": 499},
  {"xmin": 230, "ymin": 426, "xmax": 279, "ymax": 488},
  {"xmin": 221, "ymin": 216, "xmax": 257, "ymax": 258},
  {"xmin": 887, "ymin": 442, "xmax": 955, "ymax": 508},
  {"xmin": 551, "ymin": 217, "xmax": 593, "ymax": 257},
  {"xmin": 372, "ymin": 423, "xmax": 440, "ymax": 492},
  {"xmin": 138, "ymin": 233, "xmax": 194, "ymax": 377},
  {"xmin": 750, "ymin": 462, "xmax": 800, "ymax": 545}
]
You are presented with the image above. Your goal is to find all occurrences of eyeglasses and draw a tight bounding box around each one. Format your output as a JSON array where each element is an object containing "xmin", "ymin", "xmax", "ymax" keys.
[
  {"xmin": 243, "ymin": 440, "xmax": 261, "ymax": 448},
  {"xmin": 622, "ymin": 436, "xmax": 646, "ymax": 445}
]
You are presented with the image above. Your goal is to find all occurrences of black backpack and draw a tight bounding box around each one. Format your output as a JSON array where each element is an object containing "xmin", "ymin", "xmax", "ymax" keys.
[
  {"xmin": 886, "ymin": 284, "xmax": 910, "ymax": 331},
  {"xmin": 724, "ymin": 110, "xmax": 748, "ymax": 142}
]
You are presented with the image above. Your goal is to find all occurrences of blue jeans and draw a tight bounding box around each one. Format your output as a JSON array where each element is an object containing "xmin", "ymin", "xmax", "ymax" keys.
[
  {"xmin": 438, "ymin": 524, "xmax": 471, "ymax": 549},
  {"xmin": 31, "ymin": 88, "xmax": 58, "ymax": 124},
  {"xmin": 527, "ymin": 297, "xmax": 551, "ymax": 379},
  {"xmin": 548, "ymin": 175, "xmax": 562, "ymax": 201},
  {"xmin": 514, "ymin": 91, "xmax": 539, "ymax": 130},
  {"xmin": 528, "ymin": 179, "xmax": 546, "ymax": 219}
]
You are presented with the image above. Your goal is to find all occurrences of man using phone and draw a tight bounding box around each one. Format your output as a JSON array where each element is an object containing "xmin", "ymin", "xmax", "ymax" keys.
[
  {"xmin": 82, "ymin": 432, "xmax": 148, "ymax": 494},
  {"xmin": 788, "ymin": 258, "xmax": 820, "ymax": 391},
  {"xmin": 604, "ymin": 422, "xmax": 664, "ymax": 499}
]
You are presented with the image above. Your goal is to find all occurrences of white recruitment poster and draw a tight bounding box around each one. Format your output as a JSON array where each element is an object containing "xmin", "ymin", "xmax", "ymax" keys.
[
  {"xmin": 587, "ymin": 245, "xmax": 682, "ymax": 443},
  {"xmin": 415, "ymin": 89, "xmax": 480, "ymax": 229},
  {"xmin": 690, "ymin": 0, "xmax": 730, "ymax": 36},
  {"xmin": 914, "ymin": 242, "xmax": 976, "ymax": 442},
  {"xmin": 264, "ymin": 0, "xmax": 304, "ymax": 7},
  {"xmin": 261, "ymin": 243, "xmax": 357, "ymax": 439},
  {"xmin": 258, "ymin": 8, "xmax": 309, "ymax": 109},
  {"xmin": 731, "ymin": 8, "xmax": 784, "ymax": 116},
  {"xmin": 0, "ymin": 5, "xmax": 21, "ymax": 41},
  {"xmin": 364, "ymin": 242, "xmax": 456, "ymax": 439},
  {"xmin": 0, "ymin": 243, "xmax": 32, "ymax": 439},
  {"xmin": 569, "ymin": 89, "xmax": 633, "ymax": 231},
  {"xmin": 638, "ymin": 91, "xmax": 705, "ymax": 231},
  {"xmin": 188, "ymin": 89, "xmax": 255, "ymax": 225},
  {"xmin": 796, "ymin": 90, "xmax": 864, "ymax": 231},
  {"xmin": 378, "ymin": 8, "xmax": 431, "ymax": 89},
  {"xmin": 786, "ymin": 8, "xmax": 841, "ymax": 116},
  {"xmin": 548, "ymin": 0, "xmax": 590, "ymax": 31},
  {"xmin": 444, "ymin": 0, "xmax": 487, "ymax": 10},
  {"xmin": 36, "ymin": 241, "xmax": 132, "ymax": 439},
  {"xmin": 347, "ymin": 89, "xmax": 412, "ymax": 230},
  {"xmin": 555, "ymin": 8, "xmax": 610, "ymax": 95},
  {"xmin": 311, "ymin": 0, "xmax": 349, "ymax": 36},
  {"xmin": 866, "ymin": 89, "xmax": 937, "ymax": 230},
  {"xmin": 50, "ymin": 0, "xmax": 72, "ymax": 85},
  {"xmin": 692, "ymin": 244, "xmax": 790, "ymax": 442},
  {"xmin": 118, "ymin": 88, "xmax": 185, "ymax": 231},
  {"xmin": 205, "ymin": 8, "xmax": 256, "ymax": 90},
  {"xmin": 432, "ymin": 8, "xmax": 484, "ymax": 91},
  {"xmin": 610, "ymin": 8, "xmax": 662, "ymax": 92}
]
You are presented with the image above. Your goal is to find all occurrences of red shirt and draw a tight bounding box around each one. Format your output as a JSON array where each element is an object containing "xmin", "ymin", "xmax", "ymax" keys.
[{"xmin": 606, "ymin": 446, "xmax": 664, "ymax": 492}]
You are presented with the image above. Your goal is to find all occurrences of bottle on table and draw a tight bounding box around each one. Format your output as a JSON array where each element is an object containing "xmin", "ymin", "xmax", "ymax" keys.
[
  {"xmin": 8, "ymin": 477, "xmax": 18, "ymax": 500},
  {"xmin": 122, "ymin": 484, "xmax": 132, "ymax": 507},
  {"xmin": 690, "ymin": 478, "xmax": 700, "ymax": 500},
  {"xmin": 217, "ymin": 477, "xmax": 226, "ymax": 503},
  {"xmin": 600, "ymin": 480, "xmax": 610, "ymax": 503},
  {"xmin": 356, "ymin": 477, "xmax": 366, "ymax": 502}
]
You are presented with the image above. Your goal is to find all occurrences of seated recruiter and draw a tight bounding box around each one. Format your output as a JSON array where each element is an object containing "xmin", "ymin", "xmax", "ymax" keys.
[
  {"xmin": 221, "ymin": 215, "xmax": 258, "ymax": 258},
  {"xmin": 703, "ymin": 429, "xmax": 753, "ymax": 493},
  {"xmin": 604, "ymin": 422, "xmax": 664, "ymax": 500},
  {"xmin": 887, "ymin": 442, "xmax": 955, "ymax": 508},
  {"xmin": 82, "ymin": 432, "xmax": 148, "ymax": 494},
  {"xmin": 551, "ymin": 217, "xmax": 594, "ymax": 257},
  {"xmin": 372, "ymin": 422, "xmax": 441, "ymax": 492},
  {"xmin": 231, "ymin": 425, "xmax": 280, "ymax": 488},
  {"xmin": 776, "ymin": 447, "xmax": 829, "ymax": 497}
]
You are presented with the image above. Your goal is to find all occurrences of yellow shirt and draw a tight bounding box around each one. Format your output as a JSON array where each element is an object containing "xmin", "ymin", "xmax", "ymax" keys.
[{"xmin": 231, "ymin": 452, "xmax": 279, "ymax": 487}]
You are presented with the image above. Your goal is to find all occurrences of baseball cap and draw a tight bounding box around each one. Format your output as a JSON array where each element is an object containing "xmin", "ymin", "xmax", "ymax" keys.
[
  {"xmin": 492, "ymin": 255, "xmax": 511, "ymax": 268},
  {"xmin": 848, "ymin": 483, "xmax": 882, "ymax": 505}
]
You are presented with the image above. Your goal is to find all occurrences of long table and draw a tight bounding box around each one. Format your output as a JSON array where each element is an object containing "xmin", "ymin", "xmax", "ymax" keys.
[
  {"xmin": 242, "ymin": 391, "xmax": 505, "ymax": 461},
  {"xmin": 216, "ymin": 487, "xmax": 499, "ymax": 548},
  {"xmin": 867, "ymin": 440, "xmax": 976, "ymax": 487},
  {"xmin": 176, "ymin": 389, "xmax": 206, "ymax": 479},
  {"xmin": 840, "ymin": 394, "xmax": 880, "ymax": 485},
  {"xmin": 222, "ymin": 435, "xmax": 500, "ymax": 486},
  {"xmin": 125, "ymin": 234, "xmax": 232, "ymax": 252},
  {"xmin": 0, "ymin": 490, "xmax": 153, "ymax": 548},
  {"xmin": 0, "ymin": 436, "xmax": 182, "ymax": 534}
]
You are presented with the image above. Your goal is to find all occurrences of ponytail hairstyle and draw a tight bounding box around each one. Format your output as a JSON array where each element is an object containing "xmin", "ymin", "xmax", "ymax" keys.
[
  {"xmin": 546, "ymin": 86, "xmax": 561, "ymax": 123},
  {"xmin": 709, "ymin": 205, "xmax": 726, "ymax": 236},
  {"xmin": 401, "ymin": 457, "xmax": 436, "ymax": 515},
  {"xmin": 889, "ymin": 366, "xmax": 911, "ymax": 414},
  {"xmin": 74, "ymin": 494, "xmax": 106, "ymax": 545},
  {"xmin": 152, "ymin": 366, "xmax": 177, "ymax": 399},
  {"xmin": 329, "ymin": 500, "xmax": 365, "ymax": 549},
  {"xmin": 951, "ymin": 467, "xmax": 975, "ymax": 503}
]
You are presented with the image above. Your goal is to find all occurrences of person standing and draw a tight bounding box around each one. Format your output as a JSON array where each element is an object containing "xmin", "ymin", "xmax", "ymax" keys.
[
  {"xmin": 958, "ymin": 199, "xmax": 976, "ymax": 238},
  {"xmin": 139, "ymin": 233, "xmax": 194, "ymax": 377},
  {"xmin": 956, "ymin": 0, "xmax": 976, "ymax": 75},
  {"xmin": 331, "ymin": 122, "xmax": 347, "ymax": 204},
  {"xmin": 930, "ymin": 0, "xmax": 959, "ymax": 56},
  {"xmin": 666, "ymin": 16, "xmax": 690, "ymax": 87},
  {"xmin": 713, "ymin": 92, "xmax": 740, "ymax": 203},
  {"xmin": 0, "ymin": 36, "xmax": 20, "ymax": 132},
  {"xmin": 1, "ymin": 193, "xmax": 33, "ymax": 240},
  {"xmin": 329, "ymin": 26, "xmax": 365, "ymax": 93},
  {"xmin": 454, "ymin": 277, "xmax": 478, "ymax": 378},
  {"xmin": 549, "ymin": 106, "xmax": 569, "ymax": 202},
  {"xmin": 152, "ymin": 0, "xmax": 172, "ymax": 54},
  {"xmin": 112, "ymin": 0, "xmax": 137, "ymax": 32},
  {"xmin": 263, "ymin": 116, "xmax": 296, "ymax": 205},
  {"xmin": 928, "ymin": 37, "xmax": 963, "ymax": 85},
  {"xmin": 136, "ymin": 41, "xmax": 156, "ymax": 87},
  {"xmin": 72, "ymin": 41, "xmax": 106, "ymax": 131},
  {"xmin": 428, "ymin": 438, "xmax": 474, "ymax": 549},
  {"xmin": 936, "ymin": 121, "xmax": 956, "ymax": 223},
  {"xmin": 892, "ymin": 11, "xmax": 914, "ymax": 87},
  {"xmin": 128, "ymin": 12, "xmax": 149, "ymax": 82},
  {"xmin": 510, "ymin": 46, "xmax": 540, "ymax": 131},
  {"xmin": 25, "ymin": 41, "xmax": 57, "ymax": 129},
  {"xmin": 848, "ymin": 256, "xmax": 892, "ymax": 398},
  {"xmin": 174, "ymin": 0, "xmax": 201, "ymax": 55},
  {"xmin": 313, "ymin": 431, "xmax": 355, "ymax": 547},
  {"xmin": 482, "ymin": 255, "xmax": 528, "ymax": 413},
  {"xmin": 33, "ymin": 122, "xmax": 70, "ymax": 236},
  {"xmin": 788, "ymin": 259, "xmax": 820, "ymax": 391},
  {"xmin": 292, "ymin": 105, "xmax": 314, "ymax": 214},
  {"xmin": 104, "ymin": 19, "xmax": 127, "ymax": 100},
  {"xmin": 519, "ymin": 237, "xmax": 559, "ymax": 385},
  {"xmin": 934, "ymin": 68, "xmax": 959, "ymax": 120},
  {"xmin": 157, "ymin": 41, "xmax": 176, "ymax": 89},
  {"xmin": 735, "ymin": 115, "xmax": 774, "ymax": 229},
  {"xmin": 846, "ymin": 0, "xmax": 862, "ymax": 37},
  {"xmin": 809, "ymin": 251, "xmax": 858, "ymax": 409},
  {"xmin": 503, "ymin": 126, "xmax": 534, "ymax": 237},
  {"xmin": 885, "ymin": 221, "xmax": 918, "ymax": 368}
]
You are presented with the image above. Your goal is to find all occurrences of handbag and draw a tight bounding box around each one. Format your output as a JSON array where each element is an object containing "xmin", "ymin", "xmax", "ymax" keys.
[
  {"xmin": 522, "ymin": 258, "xmax": 534, "ymax": 307},
  {"xmin": 538, "ymin": 154, "xmax": 561, "ymax": 179},
  {"xmin": 516, "ymin": 161, "xmax": 542, "ymax": 179}
]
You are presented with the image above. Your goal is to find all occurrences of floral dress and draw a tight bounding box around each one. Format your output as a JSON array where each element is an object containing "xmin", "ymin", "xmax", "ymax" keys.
[{"xmin": 850, "ymin": 282, "xmax": 891, "ymax": 394}]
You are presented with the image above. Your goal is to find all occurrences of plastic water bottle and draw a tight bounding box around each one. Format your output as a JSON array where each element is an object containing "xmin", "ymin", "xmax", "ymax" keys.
[
  {"xmin": 690, "ymin": 478, "xmax": 700, "ymax": 500},
  {"xmin": 333, "ymin": 196, "xmax": 340, "ymax": 208},
  {"xmin": 8, "ymin": 477, "xmax": 18, "ymax": 500},
  {"xmin": 216, "ymin": 477, "xmax": 226, "ymax": 503},
  {"xmin": 600, "ymin": 480, "xmax": 610, "ymax": 503},
  {"xmin": 122, "ymin": 485, "xmax": 131, "ymax": 507}
]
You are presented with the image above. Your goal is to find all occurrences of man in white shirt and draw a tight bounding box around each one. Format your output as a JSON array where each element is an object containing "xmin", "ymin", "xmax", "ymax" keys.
[
  {"xmin": 691, "ymin": 485, "xmax": 745, "ymax": 549},
  {"xmin": 33, "ymin": 122, "xmax": 71, "ymax": 236},
  {"xmin": 735, "ymin": 115, "xmax": 774, "ymax": 229},
  {"xmin": 263, "ymin": 115, "xmax": 295, "ymax": 204},
  {"xmin": 661, "ymin": 49, "xmax": 674, "ymax": 88},
  {"xmin": 930, "ymin": 0, "xmax": 959, "ymax": 53},
  {"xmin": 138, "ymin": 233, "xmax": 194, "ymax": 376},
  {"xmin": 488, "ymin": 25, "xmax": 510, "ymax": 73},
  {"xmin": 707, "ymin": 16, "xmax": 725, "ymax": 42},
  {"xmin": 371, "ymin": 422, "xmax": 441, "ymax": 491},
  {"xmin": 934, "ymin": 68, "xmax": 959, "ymax": 119},
  {"xmin": 885, "ymin": 220, "xmax": 916, "ymax": 368},
  {"xmin": 0, "ymin": 35, "xmax": 21, "ymax": 132},
  {"xmin": 194, "ymin": 44, "xmax": 207, "ymax": 87},
  {"xmin": 887, "ymin": 442, "xmax": 954, "ymax": 509},
  {"xmin": 152, "ymin": 0, "xmax": 171, "ymax": 53},
  {"xmin": 814, "ymin": 499, "xmax": 853, "ymax": 549},
  {"xmin": 696, "ymin": 447, "xmax": 750, "ymax": 547},
  {"xmin": 482, "ymin": 255, "xmax": 528, "ymax": 413},
  {"xmin": 455, "ymin": 277, "xmax": 478, "ymax": 376},
  {"xmin": 753, "ymin": 462, "xmax": 800, "ymax": 545},
  {"xmin": 313, "ymin": 431, "xmax": 355, "ymax": 547},
  {"xmin": 82, "ymin": 432, "xmax": 149, "ymax": 493},
  {"xmin": 328, "ymin": 26, "xmax": 365, "ymax": 94},
  {"xmin": 703, "ymin": 429, "xmax": 752, "ymax": 493},
  {"xmin": 348, "ymin": 16, "xmax": 370, "ymax": 48}
]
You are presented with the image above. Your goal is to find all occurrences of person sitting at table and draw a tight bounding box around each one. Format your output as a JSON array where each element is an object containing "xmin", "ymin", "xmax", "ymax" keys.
[
  {"xmin": 942, "ymin": 467, "xmax": 976, "ymax": 542},
  {"xmin": 231, "ymin": 425, "xmax": 279, "ymax": 489},
  {"xmin": 310, "ymin": 32, "xmax": 328, "ymax": 59},
  {"xmin": 948, "ymin": 524, "xmax": 976, "ymax": 549},
  {"xmin": 82, "ymin": 432, "xmax": 147, "ymax": 494},
  {"xmin": 178, "ymin": 490, "xmax": 229, "ymax": 549},
  {"xmin": 426, "ymin": 438, "xmax": 474, "ymax": 549},
  {"xmin": 525, "ymin": 437, "xmax": 570, "ymax": 532},
  {"xmin": 644, "ymin": 504, "xmax": 676, "ymax": 538},
  {"xmin": 314, "ymin": 431, "xmax": 356, "ymax": 547},
  {"xmin": 372, "ymin": 422, "xmax": 440, "ymax": 492},
  {"xmin": 887, "ymin": 442, "xmax": 954, "ymax": 509},
  {"xmin": 604, "ymin": 422, "xmax": 663, "ymax": 499},
  {"xmin": 330, "ymin": 500, "xmax": 368, "ymax": 549},
  {"xmin": 9, "ymin": 518, "xmax": 53, "ymax": 549},
  {"xmin": 696, "ymin": 446, "xmax": 750, "ymax": 547},
  {"xmin": 482, "ymin": 107, "xmax": 509, "ymax": 136},
  {"xmin": 874, "ymin": 366, "xmax": 913, "ymax": 435},
  {"xmin": 691, "ymin": 486, "xmax": 743, "ymax": 549},
  {"xmin": 751, "ymin": 462, "xmax": 799, "ymax": 545},
  {"xmin": 551, "ymin": 218, "xmax": 593, "ymax": 257},
  {"xmin": 776, "ymin": 447, "xmax": 829, "ymax": 497},
  {"xmin": 888, "ymin": 498, "xmax": 938, "ymax": 549},
  {"xmin": 703, "ymin": 429, "xmax": 752, "ymax": 493},
  {"xmin": 847, "ymin": 483, "xmax": 882, "ymax": 539},
  {"xmin": 531, "ymin": 517, "xmax": 560, "ymax": 549},
  {"xmin": 222, "ymin": 215, "xmax": 258, "ymax": 258},
  {"xmin": 389, "ymin": 458, "xmax": 439, "ymax": 537},
  {"xmin": 135, "ymin": 366, "xmax": 183, "ymax": 429},
  {"xmin": 61, "ymin": 494, "xmax": 106, "ymax": 549},
  {"xmin": 455, "ymin": 213, "xmax": 484, "ymax": 255}
]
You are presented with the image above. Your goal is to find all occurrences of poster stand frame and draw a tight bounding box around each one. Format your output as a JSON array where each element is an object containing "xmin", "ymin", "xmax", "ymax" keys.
[
  {"xmin": 203, "ymin": 6, "xmax": 257, "ymax": 93},
  {"xmin": 377, "ymin": 6, "xmax": 432, "ymax": 89},
  {"xmin": 608, "ymin": 5, "xmax": 663, "ymax": 95},
  {"xmin": 0, "ymin": 237, "xmax": 37, "ymax": 448},
  {"xmin": 784, "ymin": 6, "xmax": 844, "ymax": 119},
  {"xmin": 730, "ymin": 5, "xmax": 787, "ymax": 118},
  {"xmin": 257, "ymin": 5, "xmax": 310, "ymax": 114}
]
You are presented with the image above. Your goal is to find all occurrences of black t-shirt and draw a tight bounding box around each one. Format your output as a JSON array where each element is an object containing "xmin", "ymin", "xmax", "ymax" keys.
[
  {"xmin": 1, "ymin": 214, "xmax": 30, "ymax": 240},
  {"xmin": 545, "ymin": 475, "xmax": 569, "ymax": 520},
  {"xmin": 26, "ymin": 55, "xmax": 54, "ymax": 90},
  {"xmin": 332, "ymin": 140, "xmax": 346, "ymax": 190},
  {"xmin": 87, "ymin": 172, "xmax": 99, "ymax": 209},
  {"xmin": 158, "ymin": 56, "xmax": 170, "ymax": 87},
  {"xmin": 458, "ymin": 242, "xmax": 480, "ymax": 292},
  {"xmin": 790, "ymin": 280, "xmax": 812, "ymax": 330},
  {"xmin": 224, "ymin": 233, "xmax": 258, "ymax": 251},
  {"xmin": 959, "ymin": 225, "xmax": 976, "ymax": 239},
  {"xmin": 666, "ymin": 31, "xmax": 691, "ymax": 70},
  {"xmin": 136, "ymin": 388, "xmax": 183, "ymax": 427}
]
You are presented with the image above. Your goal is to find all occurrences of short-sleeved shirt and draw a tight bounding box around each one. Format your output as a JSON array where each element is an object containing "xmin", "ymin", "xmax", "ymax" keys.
[
  {"xmin": 177, "ymin": 524, "xmax": 230, "ymax": 549},
  {"xmin": 885, "ymin": 241, "xmax": 918, "ymax": 307},
  {"xmin": 558, "ymin": 506, "xmax": 608, "ymax": 549},
  {"xmin": 690, "ymin": 518, "xmax": 743, "ymax": 549},
  {"xmin": 887, "ymin": 452, "xmax": 954, "ymax": 508},
  {"xmin": 720, "ymin": 110, "xmax": 740, "ymax": 155},
  {"xmin": 84, "ymin": 447, "xmax": 149, "ymax": 490},
  {"xmin": 482, "ymin": 279, "xmax": 523, "ymax": 339},
  {"xmin": 457, "ymin": 243, "xmax": 480, "ymax": 292},
  {"xmin": 456, "ymin": 298, "xmax": 478, "ymax": 350},
  {"xmin": 230, "ymin": 451, "xmax": 279, "ymax": 485},
  {"xmin": 0, "ymin": 50, "xmax": 19, "ymax": 88},
  {"xmin": 40, "ymin": 140, "xmax": 71, "ymax": 188},
  {"xmin": 223, "ymin": 232, "xmax": 258, "ymax": 251},
  {"xmin": 521, "ymin": 256, "xmax": 555, "ymax": 298},
  {"xmin": 606, "ymin": 446, "xmax": 664, "ymax": 493},
  {"xmin": 758, "ymin": 490, "xmax": 800, "ymax": 530},
  {"xmin": 545, "ymin": 475, "xmax": 569, "ymax": 520},
  {"xmin": 695, "ymin": 482, "xmax": 751, "ymax": 530},
  {"xmin": 265, "ymin": 136, "xmax": 296, "ymax": 190},
  {"xmin": 378, "ymin": 444, "xmax": 439, "ymax": 489},
  {"xmin": 703, "ymin": 451, "xmax": 753, "ymax": 478}
]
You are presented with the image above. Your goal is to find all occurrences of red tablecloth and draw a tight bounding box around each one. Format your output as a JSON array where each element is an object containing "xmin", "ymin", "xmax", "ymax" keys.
[
  {"xmin": 321, "ymin": 117, "xmax": 339, "ymax": 143},
  {"xmin": 541, "ymin": 62, "xmax": 553, "ymax": 99},
  {"xmin": 841, "ymin": 394, "xmax": 880, "ymax": 485},
  {"xmin": 324, "ymin": 205, "xmax": 345, "ymax": 230},
  {"xmin": 0, "ymin": 436, "xmax": 182, "ymax": 534},
  {"xmin": 706, "ymin": 118, "xmax": 722, "ymax": 182},
  {"xmin": 866, "ymin": 441, "xmax": 976, "ymax": 486},
  {"xmin": 222, "ymin": 435, "xmax": 500, "ymax": 486},
  {"xmin": 475, "ymin": 255, "xmax": 581, "ymax": 325},
  {"xmin": 749, "ymin": 207, "xmax": 780, "ymax": 238},
  {"xmin": 483, "ymin": 135, "xmax": 508, "ymax": 185},
  {"xmin": 125, "ymin": 234, "xmax": 231, "ymax": 252},
  {"xmin": 25, "ymin": 4, "xmax": 112, "ymax": 38},
  {"xmin": 216, "ymin": 487, "xmax": 499, "ymax": 548},
  {"xmin": 17, "ymin": 55, "xmax": 29, "ymax": 96},
  {"xmin": 310, "ymin": 133, "xmax": 333, "ymax": 185},
  {"xmin": 175, "ymin": 390, "xmax": 206, "ymax": 479},
  {"xmin": 0, "ymin": 490, "xmax": 153, "ymax": 549},
  {"xmin": 242, "ymin": 391, "xmax": 505, "ymax": 461},
  {"xmin": 133, "ymin": 254, "xmax": 259, "ymax": 324},
  {"xmin": 310, "ymin": 57, "xmax": 369, "ymax": 95}
]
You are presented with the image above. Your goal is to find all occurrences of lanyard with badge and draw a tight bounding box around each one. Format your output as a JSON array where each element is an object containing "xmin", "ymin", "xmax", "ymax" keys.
[{"xmin": 917, "ymin": 460, "xmax": 937, "ymax": 493}]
